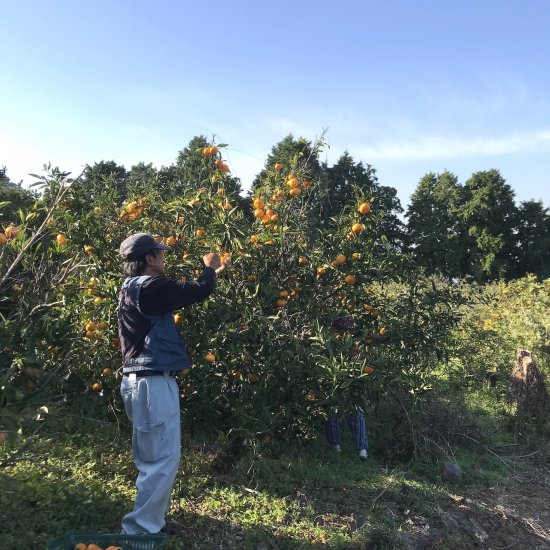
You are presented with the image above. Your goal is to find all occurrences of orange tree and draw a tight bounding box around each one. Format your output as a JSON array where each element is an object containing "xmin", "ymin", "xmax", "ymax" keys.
[{"xmin": 1, "ymin": 140, "xmax": 466, "ymax": 450}]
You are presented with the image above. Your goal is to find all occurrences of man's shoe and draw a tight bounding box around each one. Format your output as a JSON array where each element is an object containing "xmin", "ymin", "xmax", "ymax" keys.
[
  {"xmin": 334, "ymin": 444, "xmax": 341, "ymax": 453},
  {"xmin": 359, "ymin": 449, "xmax": 368, "ymax": 460}
]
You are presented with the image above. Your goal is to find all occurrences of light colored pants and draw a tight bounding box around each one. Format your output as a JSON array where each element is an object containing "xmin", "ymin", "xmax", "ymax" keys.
[{"xmin": 120, "ymin": 373, "xmax": 181, "ymax": 534}]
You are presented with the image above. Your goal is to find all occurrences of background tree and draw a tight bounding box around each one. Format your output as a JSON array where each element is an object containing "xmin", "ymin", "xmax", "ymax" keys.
[
  {"xmin": 0, "ymin": 167, "xmax": 37, "ymax": 224},
  {"xmin": 511, "ymin": 200, "xmax": 550, "ymax": 279},
  {"xmin": 321, "ymin": 152, "xmax": 377, "ymax": 220},
  {"xmin": 375, "ymin": 185, "xmax": 406, "ymax": 251},
  {"xmin": 460, "ymin": 169, "xmax": 517, "ymax": 281},
  {"xmin": 174, "ymin": 136, "xmax": 242, "ymax": 197},
  {"xmin": 405, "ymin": 171, "xmax": 464, "ymax": 278},
  {"xmin": 77, "ymin": 161, "xmax": 128, "ymax": 205},
  {"xmin": 252, "ymin": 134, "xmax": 325, "ymax": 236}
]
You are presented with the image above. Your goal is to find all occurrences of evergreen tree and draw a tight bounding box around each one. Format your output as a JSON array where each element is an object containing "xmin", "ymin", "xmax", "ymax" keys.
[
  {"xmin": 174, "ymin": 136, "xmax": 242, "ymax": 197},
  {"xmin": 405, "ymin": 171, "xmax": 464, "ymax": 277},
  {"xmin": 460, "ymin": 169, "xmax": 517, "ymax": 280},
  {"xmin": 512, "ymin": 200, "xmax": 550, "ymax": 278}
]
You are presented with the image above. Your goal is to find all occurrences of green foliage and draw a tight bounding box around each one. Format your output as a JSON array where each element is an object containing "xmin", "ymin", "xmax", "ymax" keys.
[
  {"xmin": 0, "ymin": 167, "xmax": 37, "ymax": 224},
  {"xmin": 452, "ymin": 275, "xmax": 550, "ymax": 382},
  {"xmin": 405, "ymin": 168, "xmax": 550, "ymax": 281},
  {"xmin": 406, "ymin": 171, "xmax": 465, "ymax": 277},
  {"xmin": 0, "ymin": 138, "xmax": 467, "ymax": 454},
  {"xmin": 512, "ymin": 200, "xmax": 550, "ymax": 279}
]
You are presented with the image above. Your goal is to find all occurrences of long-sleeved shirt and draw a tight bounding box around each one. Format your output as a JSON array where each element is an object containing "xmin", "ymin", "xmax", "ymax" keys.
[{"xmin": 118, "ymin": 267, "xmax": 216, "ymax": 364}]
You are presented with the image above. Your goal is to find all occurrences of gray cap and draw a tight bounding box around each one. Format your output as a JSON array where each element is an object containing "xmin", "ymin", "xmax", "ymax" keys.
[{"xmin": 119, "ymin": 232, "xmax": 171, "ymax": 260}]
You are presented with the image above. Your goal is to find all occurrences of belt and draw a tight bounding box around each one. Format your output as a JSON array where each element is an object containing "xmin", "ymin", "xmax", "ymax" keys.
[{"xmin": 123, "ymin": 370, "xmax": 177, "ymax": 377}]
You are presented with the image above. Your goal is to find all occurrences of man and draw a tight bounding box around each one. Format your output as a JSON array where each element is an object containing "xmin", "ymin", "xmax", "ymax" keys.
[
  {"xmin": 117, "ymin": 232, "xmax": 226, "ymax": 534},
  {"xmin": 325, "ymin": 412, "xmax": 368, "ymax": 460}
]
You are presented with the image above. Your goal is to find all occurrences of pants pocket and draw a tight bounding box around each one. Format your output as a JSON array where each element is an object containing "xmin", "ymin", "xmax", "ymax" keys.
[{"xmin": 135, "ymin": 421, "xmax": 166, "ymax": 462}]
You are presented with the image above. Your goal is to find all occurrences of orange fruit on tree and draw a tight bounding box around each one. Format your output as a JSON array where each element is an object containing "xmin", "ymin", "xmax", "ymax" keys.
[
  {"xmin": 210, "ymin": 145, "xmax": 219, "ymax": 155},
  {"xmin": 351, "ymin": 223, "xmax": 364, "ymax": 234},
  {"xmin": 126, "ymin": 201, "xmax": 138, "ymax": 213},
  {"xmin": 174, "ymin": 313, "xmax": 184, "ymax": 325},
  {"xmin": 0, "ymin": 233, "xmax": 7, "ymax": 245},
  {"xmin": 298, "ymin": 256, "xmax": 308, "ymax": 265},
  {"xmin": 91, "ymin": 382, "xmax": 103, "ymax": 392},
  {"xmin": 289, "ymin": 188, "xmax": 301, "ymax": 197},
  {"xmin": 203, "ymin": 146, "xmax": 212, "ymax": 156},
  {"xmin": 287, "ymin": 178, "xmax": 299, "ymax": 189},
  {"xmin": 358, "ymin": 202, "xmax": 371, "ymax": 215},
  {"xmin": 74, "ymin": 544, "xmax": 87, "ymax": 550},
  {"xmin": 204, "ymin": 352, "xmax": 216, "ymax": 363},
  {"xmin": 362, "ymin": 366, "xmax": 375, "ymax": 375},
  {"xmin": 4, "ymin": 225, "xmax": 18, "ymax": 239},
  {"xmin": 84, "ymin": 245, "xmax": 94, "ymax": 256},
  {"xmin": 276, "ymin": 298, "xmax": 287, "ymax": 307},
  {"xmin": 344, "ymin": 275, "xmax": 357, "ymax": 285},
  {"xmin": 279, "ymin": 290, "xmax": 289, "ymax": 298},
  {"xmin": 253, "ymin": 197, "xmax": 264, "ymax": 209},
  {"xmin": 274, "ymin": 162, "xmax": 283, "ymax": 171},
  {"xmin": 302, "ymin": 179, "xmax": 311, "ymax": 188},
  {"xmin": 195, "ymin": 229, "xmax": 206, "ymax": 236},
  {"xmin": 317, "ymin": 266, "xmax": 327, "ymax": 276},
  {"xmin": 56, "ymin": 233, "xmax": 68, "ymax": 245},
  {"xmin": 334, "ymin": 254, "xmax": 346, "ymax": 265},
  {"xmin": 254, "ymin": 208, "xmax": 265, "ymax": 218},
  {"xmin": 102, "ymin": 368, "xmax": 112, "ymax": 378},
  {"xmin": 379, "ymin": 326, "xmax": 388, "ymax": 336},
  {"xmin": 215, "ymin": 159, "xmax": 224, "ymax": 169},
  {"xmin": 165, "ymin": 235, "xmax": 176, "ymax": 247},
  {"xmin": 363, "ymin": 304, "xmax": 373, "ymax": 312},
  {"xmin": 248, "ymin": 373, "xmax": 259, "ymax": 383}
]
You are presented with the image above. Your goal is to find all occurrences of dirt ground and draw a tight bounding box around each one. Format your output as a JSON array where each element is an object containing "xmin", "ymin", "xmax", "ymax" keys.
[{"xmin": 386, "ymin": 451, "xmax": 550, "ymax": 549}]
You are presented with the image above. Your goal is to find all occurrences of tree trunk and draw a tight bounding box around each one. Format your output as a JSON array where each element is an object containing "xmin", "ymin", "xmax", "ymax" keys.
[{"xmin": 511, "ymin": 350, "xmax": 550, "ymax": 438}]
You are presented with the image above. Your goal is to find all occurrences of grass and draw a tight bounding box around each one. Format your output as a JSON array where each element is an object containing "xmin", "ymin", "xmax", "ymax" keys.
[{"xmin": 0, "ymin": 390, "xmax": 521, "ymax": 550}]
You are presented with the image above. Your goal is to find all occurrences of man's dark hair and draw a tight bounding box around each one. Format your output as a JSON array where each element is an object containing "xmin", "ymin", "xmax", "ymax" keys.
[{"xmin": 123, "ymin": 248, "xmax": 159, "ymax": 277}]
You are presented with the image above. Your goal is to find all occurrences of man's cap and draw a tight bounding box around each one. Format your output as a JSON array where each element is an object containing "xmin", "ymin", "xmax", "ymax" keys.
[{"xmin": 119, "ymin": 232, "xmax": 171, "ymax": 260}]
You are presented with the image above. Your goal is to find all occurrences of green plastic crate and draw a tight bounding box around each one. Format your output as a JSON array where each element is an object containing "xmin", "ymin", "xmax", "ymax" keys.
[{"xmin": 46, "ymin": 532, "xmax": 168, "ymax": 550}]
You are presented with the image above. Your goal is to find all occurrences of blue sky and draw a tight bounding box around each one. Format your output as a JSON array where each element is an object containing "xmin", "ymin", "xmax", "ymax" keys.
[{"xmin": 2, "ymin": 0, "xmax": 549, "ymax": 208}]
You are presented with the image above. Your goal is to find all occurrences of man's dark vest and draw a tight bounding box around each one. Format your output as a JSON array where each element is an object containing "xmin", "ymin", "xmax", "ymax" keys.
[{"xmin": 120, "ymin": 275, "xmax": 190, "ymax": 372}]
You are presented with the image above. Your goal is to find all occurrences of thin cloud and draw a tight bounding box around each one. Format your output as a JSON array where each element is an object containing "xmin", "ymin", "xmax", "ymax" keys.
[{"xmin": 357, "ymin": 129, "xmax": 550, "ymax": 161}]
